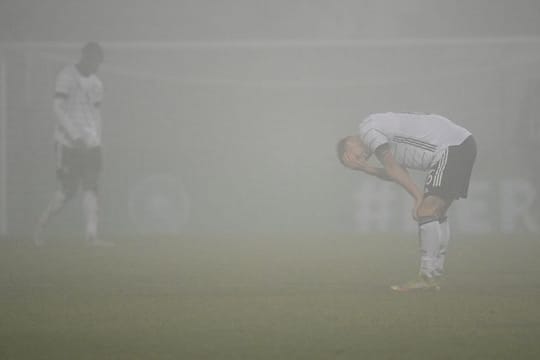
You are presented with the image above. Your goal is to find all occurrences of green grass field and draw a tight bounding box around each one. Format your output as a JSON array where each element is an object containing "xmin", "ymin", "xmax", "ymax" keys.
[{"xmin": 1, "ymin": 233, "xmax": 540, "ymax": 359}]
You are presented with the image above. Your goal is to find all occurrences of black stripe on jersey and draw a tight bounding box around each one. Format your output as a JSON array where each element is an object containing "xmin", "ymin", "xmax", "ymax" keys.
[
  {"xmin": 393, "ymin": 136, "xmax": 437, "ymax": 152},
  {"xmin": 394, "ymin": 139, "xmax": 435, "ymax": 152},
  {"xmin": 394, "ymin": 136, "xmax": 437, "ymax": 150}
]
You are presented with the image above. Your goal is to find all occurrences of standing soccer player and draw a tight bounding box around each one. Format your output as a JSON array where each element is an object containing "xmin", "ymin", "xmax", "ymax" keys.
[
  {"xmin": 337, "ymin": 112, "xmax": 476, "ymax": 291},
  {"xmin": 34, "ymin": 42, "xmax": 112, "ymax": 246}
]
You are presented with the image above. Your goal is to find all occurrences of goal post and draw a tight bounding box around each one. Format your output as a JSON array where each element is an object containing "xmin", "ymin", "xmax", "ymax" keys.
[{"xmin": 0, "ymin": 53, "xmax": 7, "ymax": 237}]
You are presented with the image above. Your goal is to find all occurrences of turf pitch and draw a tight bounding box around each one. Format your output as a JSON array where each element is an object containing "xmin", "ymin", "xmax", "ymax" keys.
[{"xmin": 1, "ymin": 234, "xmax": 540, "ymax": 359}]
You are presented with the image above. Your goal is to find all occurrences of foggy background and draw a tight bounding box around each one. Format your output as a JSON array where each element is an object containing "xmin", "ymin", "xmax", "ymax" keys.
[{"xmin": 0, "ymin": 0, "xmax": 539, "ymax": 239}]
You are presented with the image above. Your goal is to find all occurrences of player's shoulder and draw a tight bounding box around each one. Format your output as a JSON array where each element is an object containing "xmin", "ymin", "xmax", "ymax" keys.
[
  {"xmin": 89, "ymin": 74, "xmax": 104, "ymax": 90},
  {"xmin": 57, "ymin": 64, "xmax": 76, "ymax": 78},
  {"xmin": 56, "ymin": 65, "xmax": 78, "ymax": 85},
  {"xmin": 89, "ymin": 72, "xmax": 103, "ymax": 83},
  {"xmin": 365, "ymin": 112, "xmax": 398, "ymax": 121},
  {"xmin": 55, "ymin": 65, "xmax": 77, "ymax": 92},
  {"xmin": 359, "ymin": 113, "xmax": 392, "ymax": 130},
  {"xmin": 376, "ymin": 112, "xmax": 451, "ymax": 125},
  {"xmin": 358, "ymin": 114, "xmax": 392, "ymax": 144}
]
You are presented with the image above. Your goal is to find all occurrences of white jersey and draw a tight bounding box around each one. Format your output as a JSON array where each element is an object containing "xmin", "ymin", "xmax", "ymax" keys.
[
  {"xmin": 54, "ymin": 65, "xmax": 103, "ymax": 148},
  {"xmin": 358, "ymin": 112, "xmax": 471, "ymax": 170}
]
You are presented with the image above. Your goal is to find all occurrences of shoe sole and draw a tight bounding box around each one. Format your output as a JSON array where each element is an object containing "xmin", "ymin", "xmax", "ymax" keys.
[{"xmin": 390, "ymin": 284, "xmax": 440, "ymax": 292}]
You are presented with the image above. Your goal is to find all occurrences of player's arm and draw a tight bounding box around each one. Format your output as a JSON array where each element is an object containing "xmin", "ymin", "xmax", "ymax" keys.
[
  {"xmin": 53, "ymin": 92, "xmax": 84, "ymax": 146},
  {"xmin": 94, "ymin": 82, "xmax": 103, "ymax": 138},
  {"xmin": 341, "ymin": 146, "xmax": 389, "ymax": 180},
  {"xmin": 355, "ymin": 162, "xmax": 394, "ymax": 182},
  {"xmin": 375, "ymin": 143, "xmax": 423, "ymax": 204}
]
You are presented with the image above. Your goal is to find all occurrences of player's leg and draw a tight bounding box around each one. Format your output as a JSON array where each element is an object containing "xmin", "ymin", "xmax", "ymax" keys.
[
  {"xmin": 82, "ymin": 189, "xmax": 98, "ymax": 242},
  {"xmin": 391, "ymin": 153, "xmax": 451, "ymax": 292},
  {"xmin": 82, "ymin": 189, "xmax": 113, "ymax": 246},
  {"xmin": 34, "ymin": 190, "xmax": 67, "ymax": 246},
  {"xmin": 82, "ymin": 146, "xmax": 112, "ymax": 246},
  {"xmin": 82, "ymin": 146, "xmax": 100, "ymax": 243},
  {"xmin": 34, "ymin": 144, "xmax": 77, "ymax": 245},
  {"xmin": 434, "ymin": 215, "xmax": 450, "ymax": 277},
  {"xmin": 416, "ymin": 195, "xmax": 449, "ymax": 280},
  {"xmin": 416, "ymin": 145, "xmax": 459, "ymax": 281},
  {"xmin": 391, "ymin": 195, "xmax": 448, "ymax": 292},
  {"xmin": 425, "ymin": 136, "xmax": 476, "ymax": 279},
  {"xmin": 433, "ymin": 136, "xmax": 476, "ymax": 275},
  {"xmin": 392, "ymin": 136, "xmax": 477, "ymax": 292}
]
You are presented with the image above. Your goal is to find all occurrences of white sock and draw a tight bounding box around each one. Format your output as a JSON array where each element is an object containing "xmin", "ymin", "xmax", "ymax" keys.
[
  {"xmin": 34, "ymin": 190, "xmax": 67, "ymax": 245},
  {"xmin": 435, "ymin": 218, "xmax": 450, "ymax": 277},
  {"xmin": 83, "ymin": 190, "xmax": 98, "ymax": 242},
  {"xmin": 419, "ymin": 219, "xmax": 441, "ymax": 279},
  {"xmin": 37, "ymin": 190, "xmax": 67, "ymax": 229}
]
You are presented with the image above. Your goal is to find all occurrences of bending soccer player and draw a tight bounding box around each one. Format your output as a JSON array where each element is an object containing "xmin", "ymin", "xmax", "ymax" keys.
[
  {"xmin": 337, "ymin": 112, "xmax": 476, "ymax": 291},
  {"xmin": 34, "ymin": 42, "xmax": 112, "ymax": 247}
]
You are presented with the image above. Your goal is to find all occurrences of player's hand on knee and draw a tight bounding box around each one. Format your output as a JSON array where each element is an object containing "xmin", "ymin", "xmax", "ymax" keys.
[
  {"xmin": 411, "ymin": 207, "xmax": 418, "ymax": 221},
  {"xmin": 411, "ymin": 196, "xmax": 424, "ymax": 221}
]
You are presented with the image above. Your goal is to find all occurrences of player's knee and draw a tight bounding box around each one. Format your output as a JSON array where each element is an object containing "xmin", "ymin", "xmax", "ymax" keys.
[
  {"xmin": 416, "ymin": 203, "xmax": 439, "ymax": 219},
  {"xmin": 417, "ymin": 196, "xmax": 447, "ymax": 220},
  {"xmin": 82, "ymin": 175, "xmax": 99, "ymax": 194},
  {"xmin": 61, "ymin": 187, "xmax": 76, "ymax": 202},
  {"xmin": 417, "ymin": 215, "xmax": 440, "ymax": 226}
]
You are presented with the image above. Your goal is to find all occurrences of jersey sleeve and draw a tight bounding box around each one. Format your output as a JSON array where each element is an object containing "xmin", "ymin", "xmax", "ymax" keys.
[
  {"xmin": 53, "ymin": 67, "xmax": 83, "ymax": 141},
  {"xmin": 92, "ymin": 77, "xmax": 104, "ymax": 105},
  {"xmin": 55, "ymin": 68, "xmax": 73, "ymax": 95},
  {"xmin": 358, "ymin": 118, "xmax": 389, "ymax": 154}
]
